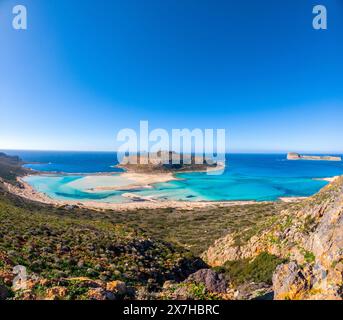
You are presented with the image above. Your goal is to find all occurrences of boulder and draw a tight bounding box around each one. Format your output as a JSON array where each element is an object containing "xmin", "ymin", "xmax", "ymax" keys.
[
  {"xmin": 106, "ymin": 280, "xmax": 127, "ymax": 295},
  {"xmin": 185, "ymin": 269, "xmax": 227, "ymax": 293}
]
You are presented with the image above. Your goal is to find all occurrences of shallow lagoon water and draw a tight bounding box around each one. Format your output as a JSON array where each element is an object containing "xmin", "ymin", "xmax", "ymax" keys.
[
  {"xmin": 5, "ymin": 151, "xmax": 343, "ymax": 203},
  {"xmin": 24, "ymin": 175, "xmax": 127, "ymax": 203}
]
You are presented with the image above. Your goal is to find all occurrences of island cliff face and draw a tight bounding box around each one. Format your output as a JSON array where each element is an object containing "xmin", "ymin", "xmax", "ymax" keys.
[
  {"xmin": 117, "ymin": 151, "xmax": 220, "ymax": 173},
  {"xmin": 203, "ymin": 176, "xmax": 343, "ymax": 300},
  {"xmin": 287, "ymin": 152, "xmax": 342, "ymax": 161}
]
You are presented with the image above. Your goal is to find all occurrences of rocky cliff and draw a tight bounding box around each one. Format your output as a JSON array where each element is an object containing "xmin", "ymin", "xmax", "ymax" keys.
[
  {"xmin": 117, "ymin": 151, "xmax": 220, "ymax": 173},
  {"xmin": 202, "ymin": 177, "xmax": 343, "ymax": 300}
]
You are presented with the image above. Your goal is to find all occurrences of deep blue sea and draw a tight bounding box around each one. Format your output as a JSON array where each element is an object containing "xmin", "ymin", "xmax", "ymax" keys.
[{"xmin": 3, "ymin": 150, "xmax": 343, "ymax": 202}]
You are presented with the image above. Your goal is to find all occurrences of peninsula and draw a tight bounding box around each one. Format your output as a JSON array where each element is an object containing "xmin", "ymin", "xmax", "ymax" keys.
[{"xmin": 287, "ymin": 152, "xmax": 342, "ymax": 161}]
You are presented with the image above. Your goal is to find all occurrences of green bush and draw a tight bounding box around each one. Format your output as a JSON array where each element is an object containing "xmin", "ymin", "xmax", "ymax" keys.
[{"xmin": 217, "ymin": 252, "xmax": 287, "ymax": 285}]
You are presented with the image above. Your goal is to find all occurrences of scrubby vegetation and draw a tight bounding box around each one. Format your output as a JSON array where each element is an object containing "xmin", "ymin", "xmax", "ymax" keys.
[
  {"xmin": 106, "ymin": 202, "xmax": 283, "ymax": 256},
  {"xmin": 0, "ymin": 181, "xmax": 284, "ymax": 299},
  {"xmin": 0, "ymin": 153, "xmax": 289, "ymax": 300},
  {"xmin": 214, "ymin": 252, "xmax": 287, "ymax": 285},
  {"xmin": 0, "ymin": 184, "xmax": 206, "ymax": 299}
]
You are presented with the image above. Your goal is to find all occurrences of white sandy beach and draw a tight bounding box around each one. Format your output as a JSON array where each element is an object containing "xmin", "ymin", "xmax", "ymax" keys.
[
  {"xmin": 279, "ymin": 197, "xmax": 308, "ymax": 203},
  {"xmin": 313, "ymin": 176, "xmax": 339, "ymax": 182},
  {"xmin": 87, "ymin": 172, "xmax": 179, "ymax": 191}
]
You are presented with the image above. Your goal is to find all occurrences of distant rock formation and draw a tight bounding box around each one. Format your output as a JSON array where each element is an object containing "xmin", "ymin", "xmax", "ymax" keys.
[
  {"xmin": 117, "ymin": 151, "xmax": 221, "ymax": 173},
  {"xmin": 287, "ymin": 152, "xmax": 341, "ymax": 161}
]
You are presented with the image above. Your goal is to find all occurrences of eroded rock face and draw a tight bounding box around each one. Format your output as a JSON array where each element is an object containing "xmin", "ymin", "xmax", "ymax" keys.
[
  {"xmin": 203, "ymin": 177, "xmax": 343, "ymax": 300},
  {"xmin": 185, "ymin": 269, "xmax": 227, "ymax": 293},
  {"xmin": 273, "ymin": 181, "xmax": 343, "ymax": 300},
  {"xmin": 160, "ymin": 269, "xmax": 230, "ymax": 300},
  {"xmin": 202, "ymin": 234, "xmax": 242, "ymax": 267},
  {"xmin": 309, "ymin": 201, "xmax": 343, "ymax": 272},
  {"xmin": 272, "ymin": 262, "xmax": 308, "ymax": 300}
]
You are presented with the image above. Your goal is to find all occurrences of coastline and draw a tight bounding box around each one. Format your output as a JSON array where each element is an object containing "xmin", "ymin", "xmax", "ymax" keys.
[
  {"xmin": 4, "ymin": 175, "xmax": 270, "ymax": 211},
  {"xmin": 313, "ymin": 176, "xmax": 339, "ymax": 183},
  {"xmin": 279, "ymin": 196, "xmax": 308, "ymax": 203},
  {"xmin": 3, "ymin": 165, "xmax": 338, "ymax": 211}
]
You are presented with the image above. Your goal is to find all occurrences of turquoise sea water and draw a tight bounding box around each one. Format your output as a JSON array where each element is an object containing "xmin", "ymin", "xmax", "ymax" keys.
[{"xmin": 3, "ymin": 151, "xmax": 343, "ymax": 203}]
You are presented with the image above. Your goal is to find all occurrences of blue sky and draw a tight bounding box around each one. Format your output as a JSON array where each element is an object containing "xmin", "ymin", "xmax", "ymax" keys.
[{"xmin": 0, "ymin": 0, "xmax": 342, "ymax": 153}]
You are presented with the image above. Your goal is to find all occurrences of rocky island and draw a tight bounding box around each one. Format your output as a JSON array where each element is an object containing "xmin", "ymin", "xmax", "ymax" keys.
[
  {"xmin": 287, "ymin": 152, "xmax": 342, "ymax": 161},
  {"xmin": 117, "ymin": 151, "xmax": 223, "ymax": 173}
]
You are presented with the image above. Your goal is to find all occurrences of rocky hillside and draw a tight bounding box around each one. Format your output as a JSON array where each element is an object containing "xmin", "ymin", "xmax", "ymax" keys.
[
  {"xmin": 0, "ymin": 153, "xmax": 29, "ymax": 184},
  {"xmin": 202, "ymin": 177, "xmax": 343, "ymax": 300}
]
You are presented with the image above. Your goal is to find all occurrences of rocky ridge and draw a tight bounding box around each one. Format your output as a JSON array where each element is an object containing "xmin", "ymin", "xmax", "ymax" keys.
[{"xmin": 202, "ymin": 176, "xmax": 343, "ymax": 300}]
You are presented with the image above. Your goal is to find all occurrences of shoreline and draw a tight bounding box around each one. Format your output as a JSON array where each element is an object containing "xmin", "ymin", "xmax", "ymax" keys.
[
  {"xmin": 313, "ymin": 176, "xmax": 339, "ymax": 183},
  {"xmin": 3, "ymin": 171, "xmax": 338, "ymax": 211},
  {"xmin": 5, "ymin": 177, "xmax": 266, "ymax": 211}
]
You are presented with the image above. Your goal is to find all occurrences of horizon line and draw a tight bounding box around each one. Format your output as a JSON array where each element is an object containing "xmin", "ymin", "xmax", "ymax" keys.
[{"xmin": 1, "ymin": 148, "xmax": 342, "ymax": 155}]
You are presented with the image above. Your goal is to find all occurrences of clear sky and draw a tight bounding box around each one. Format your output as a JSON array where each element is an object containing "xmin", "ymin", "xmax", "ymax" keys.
[{"xmin": 0, "ymin": 0, "xmax": 342, "ymax": 153}]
